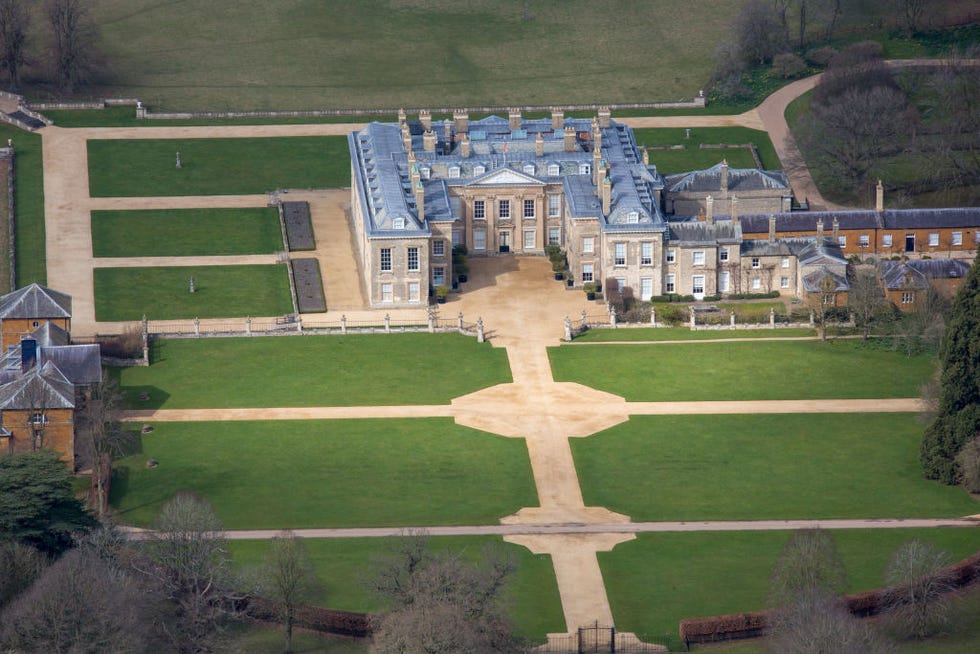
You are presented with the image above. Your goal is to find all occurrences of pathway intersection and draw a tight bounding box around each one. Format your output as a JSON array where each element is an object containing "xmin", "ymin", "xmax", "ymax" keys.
[{"xmin": 34, "ymin": 69, "xmax": 979, "ymax": 644}]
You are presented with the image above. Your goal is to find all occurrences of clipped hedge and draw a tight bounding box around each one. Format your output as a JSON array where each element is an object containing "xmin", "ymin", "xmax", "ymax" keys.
[
  {"xmin": 243, "ymin": 596, "xmax": 372, "ymax": 638},
  {"xmin": 679, "ymin": 550, "xmax": 980, "ymax": 645},
  {"xmin": 724, "ymin": 291, "xmax": 781, "ymax": 300}
]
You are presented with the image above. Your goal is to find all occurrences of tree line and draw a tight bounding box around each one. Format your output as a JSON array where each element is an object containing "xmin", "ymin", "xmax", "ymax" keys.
[{"xmin": 0, "ymin": 0, "xmax": 101, "ymax": 94}]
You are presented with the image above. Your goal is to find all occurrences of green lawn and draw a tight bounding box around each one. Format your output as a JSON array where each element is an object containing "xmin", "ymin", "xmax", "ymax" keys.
[
  {"xmin": 573, "ymin": 414, "xmax": 978, "ymax": 521},
  {"xmin": 110, "ymin": 419, "xmax": 537, "ymax": 529},
  {"xmin": 91, "ymin": 208, "xmax": 283, "ymax": 257},
  {"xmin": 549, "ymin": 339, "xmax": 934, "ymax": 401},
  {"xmin": 223, "ymin": 622, "xmax": 369, "ymax": 654},
  {"xmin": 228, "ymin": 536, "xmax": 565, "ymax": 643},
  {"xmin": 117, "ymin": 333, "xmax": 511, "ymax": 408},
  {"xmin": 87, "ymin": 137, "xmax": 350, "ymax": 197},
  {"xmin": 76, "ymin": 1, "xmax": 740, "ymax": 111},
  {"xmin": 94, "ymin": 265, "xmax": 293, "ymax": 321},
  {"xmin": 600, "ymin": 529, "xmax": 980, "ymax": 639},
  {"xmin": 0, "ymin": 125, "xmax": 45, "ymax": 285},
  {"xmin": 632, "ymin": 127, "xmax": 782, "ymax": 173}
]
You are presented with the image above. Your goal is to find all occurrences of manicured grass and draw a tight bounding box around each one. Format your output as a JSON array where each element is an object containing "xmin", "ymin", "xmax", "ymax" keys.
[
  {"xmin": 573, "ymin": 327, "xmax": 817, "ymax": 341},
  {"xmin": 87, "ymin": 137, "xmax": 350, "ymax": 197},
  {"xmin": 600, "ymin": 529, "xmax": 980, "ymax": 639},
  {"xmin": 0, "ymin": 125, "xmax": 45, "ymax": 285},
  {"xmin": 94, "ymin": 265, "xmax": 293, "ymax": 321},
  {"xmin": 632, "ymin": 127, "xmax": 782, "ymax": 173},
  {"xmin": 79, "ymin": 1, "xmax": 740, "ymax": 111},
  {"xmin": 549, "ymin": 339, "xmax": 934, "ymax": 401},
  {"xmin": 228, "ymin": 536, "xmax": 565, "ymax": 643},
  {"xmin": 45, "ymin": 106, "xmax": 389, "ymax": 128},
  {"xmin": 91, "ymin": 208, "xmax": 283, "ymax": 257},
  {"xmin": 117, "ymin": 333, "xmax": 511, "ymax": 408},
  {"xmin": 573, "ymin": 414, "xmax": 978, "ymax": 521},
  {"xmin": 110, "ymin": 419, "xmax": 537, "ymax": 529},
  {"xmin": 222, "ymin": 622, "xmax": 368, "ymax": 654}
]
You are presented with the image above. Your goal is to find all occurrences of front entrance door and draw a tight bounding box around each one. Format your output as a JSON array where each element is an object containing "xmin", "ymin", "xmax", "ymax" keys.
[
  {"xmin": 692, "ymin": 275, "xmax": 705, "ymax": 301},
  {"xmin": 499, "ymin": 230, "xmax": 510, "ymax": 253},
  {"xmin": 905, "ymin": 234, "xmax": 915, "ymax": 252}
]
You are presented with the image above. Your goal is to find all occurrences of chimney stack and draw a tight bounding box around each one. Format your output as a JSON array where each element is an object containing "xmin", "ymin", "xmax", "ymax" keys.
[
  {"xmin": 768, "ymin": 214, "xmax": 776, "ymax": 244},
  {"xmin": 551, "ymin": 108, "xmax": 564, "ymax": 130},
  {"xmin": 397, "ymin": 108, "xmax": 406, "ymax": 125},
  {"xmin": 401, "ymin": 124, "xmax": 412, "ymax": 152},
  {"xmin": 705, "ymin": 195, "xmax": 714, "ymax": 223},
  {"xmin": 419, "ymin": 109, "xmax": 432, "ymax": 131},
  {"xmin": 591, "ymin": 118, "xmax": 602, "ymax": 152},
  {"xmin": 443, "ymin": 119, "xmax": 452, "ymax": 140},
  {"xmin": 875, "ymin": 179, "xmax": 884, "ymax": 212},
  {"xmin": 535, "ymin": 132, "xmax": 544, "ymax": 156},
  {"xmin": 414, "ymin": 182, "xmax": 425, "ymax": 223},
  {"xmin": 720, "ymin": 159, "xmax": 729, "ymax": 194},
  {"xmin": 460, "ymin": 134, "xmax": 470, "ymax": 158},
  {"xmin": 598, "ymin": 106, "xmax": 611, "ymax": 128},
  {"xmin": 816, "ymin": 218, "xmax": 824, "ymax": 240},
  {"xmin": 601, "ymin": 175, "xmax": 611, "ymax": 215},
  {"xmin": 20, "ymin": 338, "xmax": 36, "ymax": 372},
  {"xmin": 730, "ymin": 194, "xmax": 738, "ymax": 225},
  {"xmin": 564, "ymin": 126, "xmax": 576, "ymax": 152},
  {"xmin": 423, "ymin": 129, "xmax": 436, "ymax": 153},
  {"xmin": 642, "ymin": 147, "xmax": 649, "ymax": 166},
  {"xmin": 832, "ymin": 217, "xmax": 840, "ymax": 241},
  {"xmin": 593, "ymin": 149, "xmax": 602, "ymax": 186},
  {"xmin": 509, "ymin": 108, "xmax": 522, "ymax": 130},
  {"xmin": 453, "ymin": 109, "xmax": 469, "ymax": 134}
]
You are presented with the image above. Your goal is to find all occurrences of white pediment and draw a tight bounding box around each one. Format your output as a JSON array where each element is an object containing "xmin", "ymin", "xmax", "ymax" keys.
[{"xmin": 467, "ymin": 167, "xmax": 545, "ymax": 187}]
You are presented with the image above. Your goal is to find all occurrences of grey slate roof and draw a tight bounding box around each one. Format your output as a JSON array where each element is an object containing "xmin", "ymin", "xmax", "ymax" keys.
[
  {"xmin": 349, "ymin": 115, "xmax": 666, "ymax": 238},
  {"xmin": 29, "ymin": 321, "xmax": 70, "ymax": 347},
  {"xmin": 879, "ymin": 259, "xmax": 972, "ymax": 289},
  {"xmin": 38, "ymin": 345, "xmax": 102, "ymax": 385},
  {"xmin": 739, "ymin": 211, "xmax": 881, "ymax": 234},
  {"xmin": 668, "ymin": 220, "xmax": 741, "ymax": 245},
  {"xmin": 882, "ymin": 208, "xmax": 980, "ymax": 229},
  {"xmin": 0, "ymin": 361, "xmax": 75, "ymax": 410},
  {"xmin": 803, "ymin": 268, "xmax": 849, "ymax": 293},
  {"xmin": 665, "ymin": 162, "xmax": 789, "ymax": 193},
  {"xmin": 879, "ymin": 261, "xmax": 930, "ymax": 290},
  {"xmin": 0, "ymin": 283, "xmax": 71, "ymax": 320},
  {"xmin": 740, "ymin": 237, "xmax": 847, "ymax": 264}
]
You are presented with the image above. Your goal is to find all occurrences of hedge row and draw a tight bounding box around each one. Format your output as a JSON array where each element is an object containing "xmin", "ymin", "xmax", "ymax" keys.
[
  {"xmin": 724, "ymin": 291, "xmax": 781, "ymax": 300},
  {"xmin": 243, "ymin": 596, "xmax": 372, "ymax": 638},
  {"xmin": 680, "ymin": 550, "xmax": 980, "ymax": 645}
]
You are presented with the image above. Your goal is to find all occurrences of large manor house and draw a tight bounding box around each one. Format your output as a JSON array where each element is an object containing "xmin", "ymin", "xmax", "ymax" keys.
[{"xmin": 348, "ymin": 109, "xmax": 980, "ymax": 308}]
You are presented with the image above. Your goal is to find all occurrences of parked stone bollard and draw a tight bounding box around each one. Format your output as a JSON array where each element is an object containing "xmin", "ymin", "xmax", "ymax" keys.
[
  {"xmin": 194, "ymin": 317, "xmax": 200, "ymax": 337},
  {"xmin": 384, "ymin": 313, "xmax": 391, "ymax": 333},
  {"xmin": 477, "ymin": 318, "xmax": 485, "ymax": 343},
  {"xmin": 340, "ymin": 315, "xmax": 347, "ymax": 334}
]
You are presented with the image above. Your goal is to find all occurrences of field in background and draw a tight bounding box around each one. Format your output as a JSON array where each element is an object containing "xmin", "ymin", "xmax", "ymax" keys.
[{"xmin": 77, "ymin": 0, "xmax": 740, "ymax": 111}]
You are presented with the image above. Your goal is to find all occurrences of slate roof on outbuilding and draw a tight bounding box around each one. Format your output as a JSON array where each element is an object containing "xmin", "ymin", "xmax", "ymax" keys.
[
  {"xmin": 738, "ymin": 211, "xmax": 882, "ymax": 234},
  {"xmin": 664, "ymin": 163, "xmax": 789, "ymax": 193},
  {"xmin": 879, "ymin": 258, "xmax": 972, "ymax": 290},
  {"xmin": 0, "ymin": 361, "xmax": 75, "ymax": 410},
  {"xmin": 667, "ymin": 220, "xmax": 741, "ymax": 246},
  {"xmin": 38, "ymin": 345, "xmax": 102, "ymax": 385},
  {"xmin": 0, "ymin": 283, "xmax": 71, "ymax": 319},
  {"xmin": 802, "ymin": 268, "xmax": 849, "ymax": 293}
]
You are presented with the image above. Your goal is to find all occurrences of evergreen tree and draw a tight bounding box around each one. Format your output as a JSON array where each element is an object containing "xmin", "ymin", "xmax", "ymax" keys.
[
  {"xmin": 920, "ymin": 251, "xmax": 980, "ymax": 483},
  {"xmin": 0, "ymin": 450, "xmax": 96, "ymax": 555}
]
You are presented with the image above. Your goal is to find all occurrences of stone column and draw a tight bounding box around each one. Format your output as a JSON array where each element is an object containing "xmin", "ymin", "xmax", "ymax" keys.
[
  {"xmin": 609, "ymin": 306, "xmax": 617, "ymax": 328},
  {"xmin": 564, "ymin": 317, "xmax": 572, "ymax": 341},
  {"xmin": 770, "ymin": 307, "xmax": 776, "ymax": 329},
  {"xmin": 457, "ymin": 312, "xmax": 464, "ymax": 331},
  {"xmin": 730, "ymin": 311, "xmax": 736, "ymax": 329},
  {"xmin": 384, "ymin": 313, "xmax": 391, "ymax": 333},
  {"xmin": 427, "ymin": 309, "xmax": 435, "ymax": 333},
  {"xmin": 809, "ymin": 310, "xmax": 815, "ymax": 327},
  {"xmin": 194, "ymin": 317, "xmax": 200, "ymax": 337},
  {"xmin": 689, "ymin": 308, "xmax": 696, "ymax": 329},
  {"xmin": 245, "ymin": 316, "xmax": 252, "ymax": 336},
  {"xmin": 581, "ymin": 310, "xmax": 588, "ymax": 329},
  {"xmin": 340, "ymin": 315, "xmax": 347, "ymax": 334},
  {"xmin": 650, "ymin": 307, "xmax": 656, "ymax": 326},
  {"xmin": 477, "ymin": 318, "xmax": 485, "ymax": 343}
]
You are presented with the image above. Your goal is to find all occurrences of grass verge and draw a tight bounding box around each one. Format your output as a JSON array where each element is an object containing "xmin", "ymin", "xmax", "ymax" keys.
[
  {"xmin": 117, "ymin": 333, "xmax": 511, "ymax": 408},
  {"xmin": 94, "ymin": 264, "xmax": 293, "ymax": 321},
  {"xmin": 573, "ymin": 327, "xmax": 816, "ymax": 342},
  {"xmin": 88, "ymin": 137, "xmax": 350, "ymax": 197},
  {"xmin": 92, "ymin": 208, "xmax": 283, "ymax": 257},
  {"xmin": 632, "ymin": 127, "xmax": 781, "ymax": 173},
  {"xmin": 600, "ymin": 529, "xmax": 980, "ymax": 640},
  {"xmin": 228, "ymin": 536, "xmax": 565, "ymax": 643},
  {"xmin": 0, "ymin": 125, "xmax": 45, "ymax": 285},
  {"xmin": 110, "ymin": 419, "xmax": 537, "ymax": 529},
  {"xmin": 572, "ymin": 413, "xmax": 978, "ymax": 521},
  {"xmin": 549, "ymin": 339, "xmax": 934, "ymax": 401}
]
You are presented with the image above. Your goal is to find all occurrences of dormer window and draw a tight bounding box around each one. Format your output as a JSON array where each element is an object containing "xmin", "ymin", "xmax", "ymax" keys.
[
  {"xmin": 448, "ymin": 166, "xmax": 460, "ymax": 179},
  {"xmin": 393, "ymin": 217, "xmax": 405, "ymax": 230},
  {"xmin": 523, "ymin": 163, "xmax": 535, "ymax": 175},
  {"xmin": 579, "ymin": 162, "xmax": 591, "ymax": 175},
  {"xmin": 548, "ymin": 163, "xmax": 560, "ymax": 176},
  {"xmin": 473, "ymin": 164, "xmax": 485, "ymax": 176},
  {"xmin": 627, "ymin": 211, "xmax": 639, "ymax": 224},
  {"xmin": 419, "ymin": 167, "xmax": 430, "ymax": 180}
]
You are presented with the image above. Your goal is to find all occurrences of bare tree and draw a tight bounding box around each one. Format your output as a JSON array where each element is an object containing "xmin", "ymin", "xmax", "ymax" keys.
[
  {"xmin": 45, "ymin": 0, "xmax": 99, "ymax": 93},
  {"xmin": 768, "ymin": 529, "xmax": 848, "ymax": 609},
  {"xmin": 257, "ymin": 531, "xmax": 324, "ymax": 653},
  {"xmin": 135, "ymin": 493, "xmax": 240, "ymax": 653},
  {"xmin": 766, "ymin": 587, "xmax": 894, "ymax": 654},
  {"xmin": 76, "ymin": 370, "xmax": 134, "ymax": 519},
  {"xmin": 0, "ymin": 547, "xmax": 151, "ymax": 653},
  {"xmin": 0, "ymin": 541, "xmax": 47, "ymax": 608},
  {"xmin": 734, "ymin": 0, "xmax": 789, "ymax": 65},
  {"xmin": 369, "ymin": 533, "xmax": 520, "ymax": 654},
  {"xmin": 883, "ymin": 539, "xmax": 955, "ymax": 639},
  {"xmin": 848, "ymin": 267, "xmax": 889, "ymax": 339},
  {"xmin": 0, "ymin": 0, "xmax": 29, "ymax": 90},
  {"xmin": 897, "ymin": 0, "xmax": 932, "ymax": 36}
]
